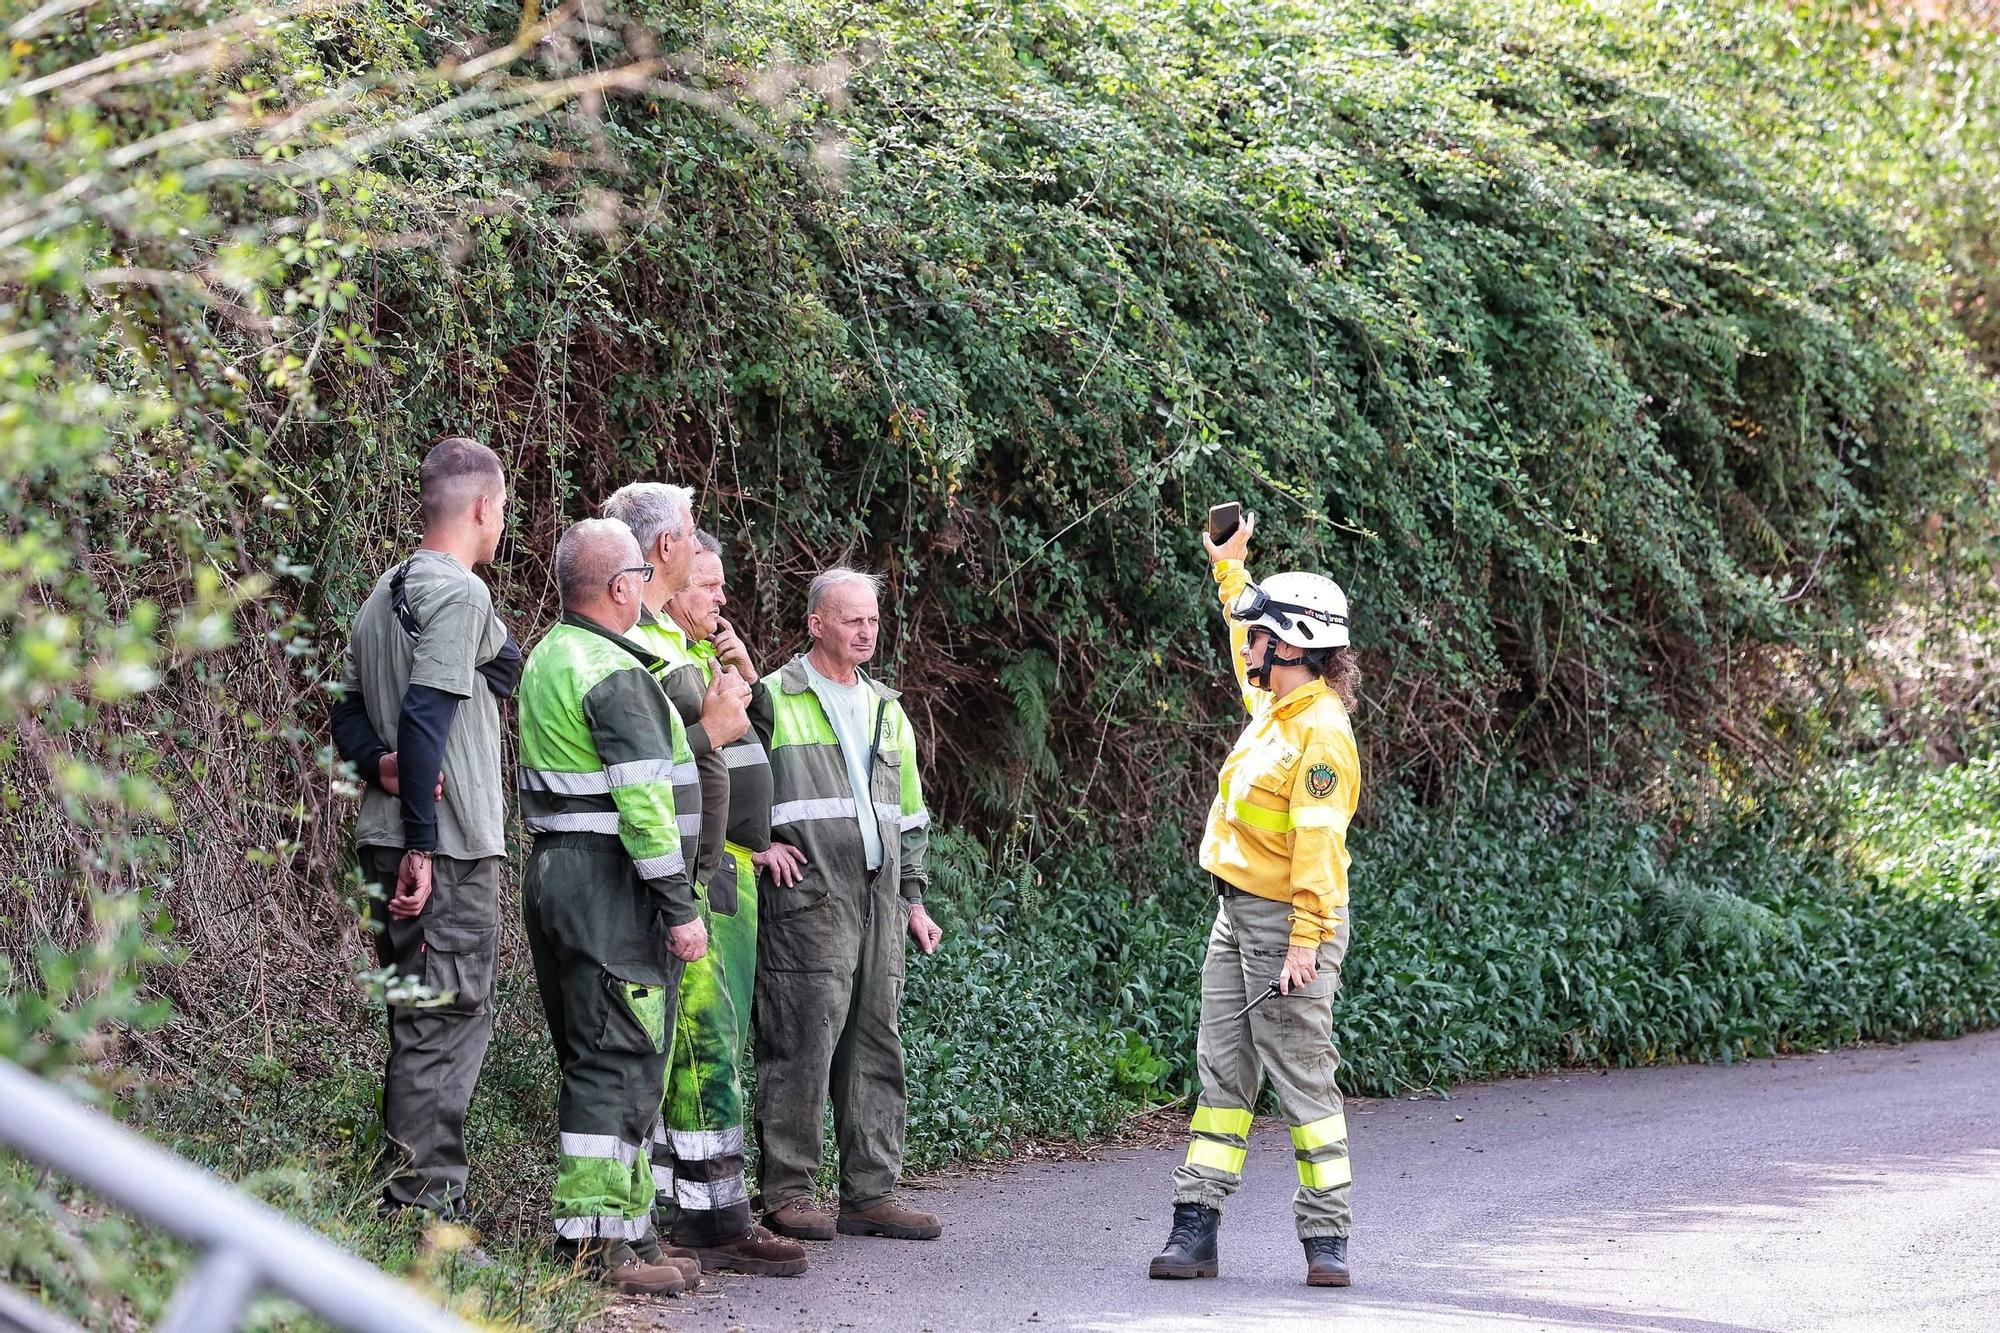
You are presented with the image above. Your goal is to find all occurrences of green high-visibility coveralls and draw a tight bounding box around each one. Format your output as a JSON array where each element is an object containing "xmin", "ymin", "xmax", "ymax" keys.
[
  {"xmin": 631, "ymin": 612, "xmax": 775, "ymax": 1244},
  {"xmin": 517, "ymin": 612, "xmax": 702, "ymax": 1245},
  {"xmin": 754, "ymin": 655, "xmax": 930, "ymax": 1214}
]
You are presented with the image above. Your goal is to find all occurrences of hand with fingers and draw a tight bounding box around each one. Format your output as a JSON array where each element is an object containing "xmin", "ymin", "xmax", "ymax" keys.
[
  {"xmin": 377, "ymin": 752, "xmax": 444, "ymax": 799},
  {"xmin": 711, "ymin": 617, "xmax": 760, "ymax": 685},
  {"xmin": 1278, "ymin": 944, "xmax": 1318, "ymax": 995},
  {"xmin": 389, "ymin": 849, "xmax": 434, "ymax": 920},
  {"xmin": 700, "ymin": 666, "xmax": 753, "ymax": 746},
  {"xmin": 668, "ymin": 915, "xmax": 709, "ymax": 962},
  {"xmin": 754, "ymin": 842, "xmax": 809, "ymax": 888},
  {"xmin": 907, "ymin": 902, "xmax": 944, "ymax": 955},
  {"xmin": 1201, "ymin": 510, "xmax": 1255, "ymax": 566}
]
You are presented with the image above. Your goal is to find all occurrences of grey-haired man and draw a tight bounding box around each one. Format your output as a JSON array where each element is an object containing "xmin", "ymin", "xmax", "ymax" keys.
[{"xmin": 753, "ymin": 567, "xmax": 944, "ymax": 1242}]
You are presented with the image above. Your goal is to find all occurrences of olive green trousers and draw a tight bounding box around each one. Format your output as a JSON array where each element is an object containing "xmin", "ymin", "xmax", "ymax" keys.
[
  {"xmin": 361, "ymin": 846, "xmax": 499, "ymax": 1220},
  {"xmin": 753, "ymin": 864, "xmax": 908, "ymax": 1212}
]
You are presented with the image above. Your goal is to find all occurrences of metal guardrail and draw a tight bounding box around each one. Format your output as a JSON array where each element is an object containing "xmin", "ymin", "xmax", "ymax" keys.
[{"xmin": 0, "ymin": 1059, "xmax": 476, "ymax": 1333}]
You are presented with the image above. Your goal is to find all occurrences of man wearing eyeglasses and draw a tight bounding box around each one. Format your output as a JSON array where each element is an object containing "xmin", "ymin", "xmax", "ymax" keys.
[{"xmin": 515, "ymin": 517, "xmax": 720, "ymax": 1295}]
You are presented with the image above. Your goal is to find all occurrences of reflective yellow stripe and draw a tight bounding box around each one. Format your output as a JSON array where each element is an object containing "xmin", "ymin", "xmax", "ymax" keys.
[
  {"xmin": 1231, "ymin": 800, "xmax": 1294, "ymax": 833},
  {"xmin": 1185, "ymin": 1139, "xmax": 1247, "ymax": 1175},
  {"xmin": 1291, "ymin": 806, "xmax": 1340, "ymax": 829},
  {"xmin": 1190, "ymin": 1106, "xmax": 1253, "ymax": 1138},
  {"xmin": 1297, "ymin": 1156, "xmax": 1352, "ymax": 1190},
  {"xmin": 1289, "ymin": 1113, "xmax": 1348, "ymax": 1150}
]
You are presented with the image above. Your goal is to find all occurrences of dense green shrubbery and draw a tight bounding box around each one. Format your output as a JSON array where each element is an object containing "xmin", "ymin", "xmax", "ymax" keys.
[{"xmin": 3, "ymin": 0, "xmax": 1992, "ymax": 987}]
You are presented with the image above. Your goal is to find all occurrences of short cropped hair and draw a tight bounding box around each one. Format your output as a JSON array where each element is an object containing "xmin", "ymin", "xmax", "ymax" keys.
[
  {"xmin": 806, "ymin": 566, "xmax": 883, "ymax": 617},
  {"xmin": 554, "ymin": 518, "xmax": 639, "ymax": 609},
  {"xmin": 694, "ymin": 528, "xmax": 723, "ymax": 556},
  {"xmin": 419, "ymin": 436, "xmax": 503, "ymax": 526},
  {"xmin": 602, "ymin": 482, "xmax": 693, "ymax": 558}
]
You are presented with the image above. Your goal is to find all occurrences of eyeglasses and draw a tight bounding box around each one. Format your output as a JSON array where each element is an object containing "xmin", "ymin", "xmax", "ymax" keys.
[{"xmin": 609, "ymin": 564, "xmax": 655, "ymax": 596}]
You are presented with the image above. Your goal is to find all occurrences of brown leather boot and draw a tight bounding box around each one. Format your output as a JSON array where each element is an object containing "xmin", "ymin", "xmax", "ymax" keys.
[
  {"xmin": 692, "ymin": 1225, "xmax": 810, "ymax": 1276},
  {"xmin": 584, "ymin": 1241, "xmax": 695, "ymax": 1296},
  {"xmin": 763, "ymin": 1197, "xmax": 836, "ymax": 1241},
  {"xmin": 837, "ymin": 1197, "xmax": 942, "ymax": 1240},
  {"xmin": 634, "ymin": 1236, "xmax": 704, "ymax": 1287},
  {"xmin": 604, "ymin": 1255, "xmax": 694, "ymax": 1296}
]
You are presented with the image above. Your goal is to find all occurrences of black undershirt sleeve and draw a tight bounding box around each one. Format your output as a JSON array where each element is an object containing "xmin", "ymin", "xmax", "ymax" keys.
[
  {"xmin": 329, "ymin": 692, "xmax": 389, "ymax": 787},
  {"xmin": 396, "ymin": 683, "xmax": 460, "ymax": 851},
  {"xmin": 477, "ymin": 631, "xmax": 523, "ymax": 699}
]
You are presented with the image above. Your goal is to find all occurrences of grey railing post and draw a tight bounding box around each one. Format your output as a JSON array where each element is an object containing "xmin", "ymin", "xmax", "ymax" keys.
[
  {"xmin": 0, "ymin": 1282, "xmax": 86, "ymax": 1333},
  {"xmin": 0, "ymin": 1059, "xmax": 476, "ymax": 1333},
  {"xmin": 157, "ymin": 1248, "xmax": 261, "ymax": 1333}
]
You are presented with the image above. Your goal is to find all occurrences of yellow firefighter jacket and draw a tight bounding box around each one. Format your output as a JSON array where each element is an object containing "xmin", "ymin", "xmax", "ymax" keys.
[{"xmin": 1198, "ymin": 559, "xmax": 1361, "ymax": 949}]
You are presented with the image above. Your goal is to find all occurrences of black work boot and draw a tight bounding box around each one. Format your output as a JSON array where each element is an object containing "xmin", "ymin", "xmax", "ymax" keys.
[
  {"xmin": 1305, "ymin": 1235, "xmax": 1351, "ymax": 1287},
  {"xmin": 1147, "ymin": 1203, "xmax": 1220, "ymax": 1279}
]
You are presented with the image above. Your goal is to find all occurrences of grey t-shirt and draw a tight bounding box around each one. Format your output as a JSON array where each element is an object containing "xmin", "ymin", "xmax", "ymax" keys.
[
  {"xmin": 802, "ymin": 654, "xmax": 884, "ymax": 871},
  {"xmin": 342, "ymin": 549, "xmax": 508, "ymax": 859}
]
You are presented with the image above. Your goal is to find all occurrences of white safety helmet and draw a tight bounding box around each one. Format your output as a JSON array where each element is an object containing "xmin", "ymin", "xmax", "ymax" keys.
[{"xmin": 1229, "ymin": 571, "xmax": 1351, "ymax": 650}]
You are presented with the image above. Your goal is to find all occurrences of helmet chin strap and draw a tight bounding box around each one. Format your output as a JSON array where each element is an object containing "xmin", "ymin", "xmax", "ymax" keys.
[{"xmin": 1247, "ymin": 634, "xmax": 1311, "ymax": 690}]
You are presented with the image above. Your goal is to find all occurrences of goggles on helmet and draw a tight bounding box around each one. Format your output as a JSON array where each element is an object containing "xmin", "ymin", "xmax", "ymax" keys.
[{"xmin": 1227, "ymin": 582, "xmax": 1349, "ymax": 636}]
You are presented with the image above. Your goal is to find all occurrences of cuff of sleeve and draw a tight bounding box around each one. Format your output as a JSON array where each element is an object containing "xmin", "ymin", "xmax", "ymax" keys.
[
  {"xmin": 404, "ymin": 828, "xmax": 439, "ymax": 853},
  {"xmin": 1213, "ymin": 558, "xmax": 1242, "ymax": 583},
  {"xmin": 686, "ymin": 723, "xmax": 714, "ymax": 758},
  {"xmin": 656, "ymin": 892, "xmax": 698, "ymax": 927},
  {"xmin": 360, "ymin": 748, "xmax": 388, "ymax": 787},
  {"xmin": 1287, "ymin": 914, "xmax": 1330, "ymax": 950},
  {"xmin": 900, "ymin": 881, "xmax": 925, "ymax": 903},
  {"xmin": 404, "ymin": 672, "xmax": 474, "ymax": 701}
]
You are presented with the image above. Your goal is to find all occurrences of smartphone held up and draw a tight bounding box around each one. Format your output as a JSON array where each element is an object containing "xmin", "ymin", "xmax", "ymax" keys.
[{"xmin": 1208, "ymin": 502, "xmax": 1241, "ymax": 543}]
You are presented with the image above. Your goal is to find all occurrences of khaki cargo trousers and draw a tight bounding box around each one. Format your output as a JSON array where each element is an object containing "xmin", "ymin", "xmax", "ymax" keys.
[
  {"xmin": 360, "ymin": 847, "xmax": 500, "ymax": 1220},
  {"xmin": 1171, "ymin": 882, "xmax": 1352, "ymax": 1239}
]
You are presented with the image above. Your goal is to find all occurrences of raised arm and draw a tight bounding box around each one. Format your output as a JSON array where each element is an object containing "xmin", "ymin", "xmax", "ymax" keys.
[{"xmin": 1201, "ymin": 511, "xmax": 1265, "ymax": 717}]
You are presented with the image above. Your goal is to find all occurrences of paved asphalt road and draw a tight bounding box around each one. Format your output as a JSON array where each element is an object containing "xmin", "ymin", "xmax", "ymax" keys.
[{"xmin": 610, "ymin": 1030, "xmax": 2000, "ymax": 1332}]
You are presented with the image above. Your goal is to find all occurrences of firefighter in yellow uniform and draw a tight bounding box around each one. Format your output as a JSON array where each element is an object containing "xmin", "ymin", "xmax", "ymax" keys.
[{"xmin": 1149, "ymin": 512, "xmax": 1361, "ymax": 1290}]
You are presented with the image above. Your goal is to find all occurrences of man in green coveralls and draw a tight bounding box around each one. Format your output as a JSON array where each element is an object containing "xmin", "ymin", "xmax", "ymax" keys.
[
  {"xmin": 515, "ymin": 518, "xmax": 715, "ymax": 1295},
  {"xmin": 601, "ymin": 486, "xmax": 805, "ymax": 1276},
  {"xmin": 756, "ymin": 567, "xmax": 946, "ymax": 1243}
]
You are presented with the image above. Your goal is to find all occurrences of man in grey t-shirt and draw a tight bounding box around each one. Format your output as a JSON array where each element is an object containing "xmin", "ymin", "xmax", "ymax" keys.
[{"xmin": 329, "ymin": 435, "xmax": 514, "ymax": 1220}]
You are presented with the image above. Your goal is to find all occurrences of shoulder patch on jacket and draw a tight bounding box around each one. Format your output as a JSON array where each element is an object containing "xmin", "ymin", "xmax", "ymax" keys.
[{"xmin": 1304, "ymin": 762, "xmax": 1337, "ymax": 800}]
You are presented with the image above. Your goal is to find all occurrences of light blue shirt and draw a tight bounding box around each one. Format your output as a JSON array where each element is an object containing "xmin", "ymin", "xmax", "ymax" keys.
[{"xmin": 802, "ymin": 654, "xmax": 885, "ymax": 871}]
